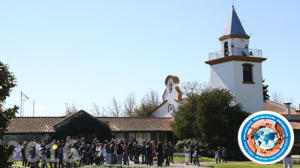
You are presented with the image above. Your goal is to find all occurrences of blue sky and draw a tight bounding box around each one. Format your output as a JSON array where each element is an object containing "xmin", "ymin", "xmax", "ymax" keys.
[{"xmin": 1, "ymin": 0, "xmax": 300, "ymax": 116}]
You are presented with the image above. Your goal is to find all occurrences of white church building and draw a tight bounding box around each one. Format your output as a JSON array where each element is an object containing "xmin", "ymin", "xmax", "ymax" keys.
[
  {"xmin": 205, "ymin": 6, "xmax": 267, "ymax": 113},
  {"xmin": 153, "ymin": 7, "xmax": 267, "ymax": 116},
  {"xmin": 151, "ymin": 6, "xmax": 300, "ymax": 142}
]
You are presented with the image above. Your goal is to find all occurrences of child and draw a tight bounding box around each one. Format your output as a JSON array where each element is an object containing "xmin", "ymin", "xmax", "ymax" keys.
[{"xmin": 215, "ymin": 150, "xmax": 219, "ymax": 164}]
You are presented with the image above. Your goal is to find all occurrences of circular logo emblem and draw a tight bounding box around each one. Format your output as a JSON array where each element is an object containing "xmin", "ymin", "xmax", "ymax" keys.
[{"xmin": 238, "ymin": 111, "xmax": 294, "ymax": 164}]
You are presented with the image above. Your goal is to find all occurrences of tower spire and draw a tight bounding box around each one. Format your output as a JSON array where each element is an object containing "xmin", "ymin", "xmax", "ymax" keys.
[{"xmin": 224, "ymin": 7, "xmax": 247, "ymax": 36}]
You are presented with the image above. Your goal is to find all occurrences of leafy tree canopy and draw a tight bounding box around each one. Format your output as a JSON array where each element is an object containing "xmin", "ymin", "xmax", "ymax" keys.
[
  {"xmin": 263, "ymin": 79, "xmax": 270, "ymax": 101},
  {"xmin": 172, "ymin": 88, "xmax": 249, "ymax": 160},
  {"xmin": 0, "ymin": 62, "xmax": 18, "ymax": 168}
]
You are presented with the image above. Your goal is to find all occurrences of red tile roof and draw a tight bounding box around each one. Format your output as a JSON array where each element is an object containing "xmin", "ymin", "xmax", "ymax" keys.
[
  {"xmin": 6, "ymin": 114, "xmax": 173, "ymax": 134},
  {"xmin": 264, "ymin": 101, "xmax": 298, "ymax": 115},
  {"xmin": 289, "ymin": 122, "xmax": 300, "ymax": 130},
  {"xmin": 264, "ymin": 101, "xmax": 300, "ymax": 130},
  {"xmin": 7, "ymin": 117, "xmax": 65, "ymax": 134}
]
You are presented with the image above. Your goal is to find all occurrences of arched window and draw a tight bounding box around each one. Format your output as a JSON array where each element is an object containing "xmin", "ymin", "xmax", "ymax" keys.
[
  {"xmin": 224, "ymin": 41, "xmax": 229, "ymax": 57},
  {"xmin": 169, "ymin": 83, "xmax": 173, "ymax": 93},
  {"xmin": 242, "ymin": 64, "xmax": 253, "ymax": 83}
]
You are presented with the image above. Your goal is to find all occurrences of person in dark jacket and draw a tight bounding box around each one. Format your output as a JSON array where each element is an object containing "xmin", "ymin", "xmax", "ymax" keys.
[
  {"xmin": 157, "ymin": 142, "xmax": 164, "ymax": 167},
  {"xmin": 163, "ymin": 142, "xmax": 170, "ymax": 166},
  {"xmin": 190, "ymin": 141, "xmax": 195, "ymax": 165},
  {"xmin": 21, "ymin": 141, "xmax": 28, "ymax": 167},
  {"xmin": 146, "ymin": 142, "xmax": 153, "ymax": 166},
  {"xmin": 133, "ymin": 143, "xmax": 140, "ymax": 164},
  {"xmin": 57, "ymin": 143, "xmax": 64, "ymax": 168},
  {"xmin": 168, "ymin": 141, "xmax": 174, "ymax": 164},
  {"xmin": 221, "ymin": 147, "xmax": 228, "ymax": 163},
  {"xmin": 141, "ymin": 141, "xmax": 146, "ymax": 164},
  {"xmin": 128, "ymin": 141, "xmax": 133, "ymax": 161},
  {"xmin": 110, "ymin": 141, "xmax": 115, "ymax": 164},
  {"xmin": 116, "ymin": 143, "xmax": 123, "ymax": 164}
]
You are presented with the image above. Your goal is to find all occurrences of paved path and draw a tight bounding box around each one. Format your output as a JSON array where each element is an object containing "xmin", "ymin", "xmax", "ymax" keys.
[{"xmin": 128, "ymin": 160, "xmax": 214, "ymax": 168}]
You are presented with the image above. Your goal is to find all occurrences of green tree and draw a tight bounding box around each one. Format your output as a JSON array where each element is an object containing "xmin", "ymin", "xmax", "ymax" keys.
[
  {"xmin": 134, "ymin": 90, "xmax": 160, "ymax": 117},
  {"xmin": 172, "ymin": 89, "xmax": 248, "ymax": 160},
  {"xmin": 0, "ymin": 62, "xmax": 18, "ymax": 168},
  {"xmin": 263, "ymin": 79, "xmax": 270, "ymax": 101}
]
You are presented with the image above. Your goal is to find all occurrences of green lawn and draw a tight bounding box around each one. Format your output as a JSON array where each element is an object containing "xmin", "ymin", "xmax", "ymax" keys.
[
  {"xmin": 206, "ymin": 161, "xmax": 299, "ymax": 168},
  {"xmin": 12, "ymin": 157, "xmax": 214, "ymax": 166},
  {"xmin": 173, "ymin": 156, "xmax": 215, "ymax": 163}
]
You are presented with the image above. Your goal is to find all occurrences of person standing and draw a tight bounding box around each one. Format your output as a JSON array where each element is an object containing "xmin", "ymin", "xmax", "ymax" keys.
[
  {"xmin": 163, "ymin": 142, "xmax": 170, "ymax": 166},
  {"xmin": 57, "ymin": 143, "xmax": 64, "ymax": 168},
  {"xmin": 283, "ymin": 152, "xmax": 293, "ymax": 168},
  {"xmin": 214, "ymin": 150, "xmax": 219, "ymax": 164},
  {"xmin": 217, "ymin": 146, "xmax": 222, "ymax": 164},
  {"xmin": 110, "ymin": 141, "xmax": 115, "ymax": 164},
  {"xmin": 116, "ymin": 143, "xmax": 123, "ymax": 164},
  {"xmin": 168, "ymin": 142, "xmax": 174, "ymax": 164},
  {"xmin": 123, "ymin": 144, "xmax": 129, "ymax": 165},
  {"xmin": 184, "ymin": 143, "xmax": 190, "ymax": 165},
  {"xmin": 157, "ymin": 142, "xmax": 164, "ymax": 167},
  {"xmin": 133, "ymin": 143, "xmax": 140, "ymax": 164},
  {"xmin": 222, "ymin": 147, "xmax": 228, "ymax": 163},
  {"xmin": 21, "ymin": 141, "xmax": 28, "ymax": 167},
  {"xmin": 128, "ymin": 140, "xmax": 133, "ymax": 161},
  {"xmin": 41, "ymin": 145, "xmax": 48, "ymax": 168},
  {"xmin": 193, "ymin": 143, "xmax": 200, "ymax": 166},
  {"xmin": 141, "ymin": 141, "xmax": 146, "ymax": 164},
  {"xmin": 146, "ymin": 142, "xmax": 153, "ymax": 166},
  {"xmin": 190, "ymin": 142, "xmax": 195, "ymax": 165},
  {"xmin": 105, "ymin": 141, "xmax": 111, "ymax": 164}
]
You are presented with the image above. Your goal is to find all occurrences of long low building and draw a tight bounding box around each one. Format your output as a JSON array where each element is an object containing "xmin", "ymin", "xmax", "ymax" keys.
[{"xmin": 4, "ymin": 110, "xmax": 174, "ymax": 143}]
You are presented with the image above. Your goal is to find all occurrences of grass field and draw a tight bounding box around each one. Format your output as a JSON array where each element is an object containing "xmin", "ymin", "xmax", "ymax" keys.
[
  {"xmin": 11, "ymin": 156, "xmax": 215, "ymax": 167},
  {"xmin": 173, "ymin": 156, "xmax": 215, "ymax": 163},
  {"xmin": 205, "ymin": 161, "xmax": 299, "ymax": 168}
]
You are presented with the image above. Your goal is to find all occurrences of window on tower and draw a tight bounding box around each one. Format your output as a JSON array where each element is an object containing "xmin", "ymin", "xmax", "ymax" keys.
[
  {"xmin": 242, "ymin": 64, "xmax": 254, "ymax": 83},
  {"xmin": 224, "ymin": 41, "xmax": 229, "ymax": 57},
  {"xmin": 169, "ymin": 83, "xmax": 173, "ymax": 93}
]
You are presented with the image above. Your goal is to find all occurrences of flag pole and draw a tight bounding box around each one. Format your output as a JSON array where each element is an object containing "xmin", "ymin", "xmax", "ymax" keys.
[
  {"xmin": 20, "ymin": 91, "xmax": 22, "ymax": 117},
  {"xmin": 33, "ymin": 100, "xmax": 35, "ymax": 117}
]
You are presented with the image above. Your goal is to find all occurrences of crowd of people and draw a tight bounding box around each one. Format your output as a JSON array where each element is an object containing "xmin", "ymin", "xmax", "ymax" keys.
[
  {"xmin": 13, "ymin": 136, "xmax": 175, "ymax": 168},
  {"xmin": 214, "ymin": 146, "xmax": 228, "ymax": 164}
]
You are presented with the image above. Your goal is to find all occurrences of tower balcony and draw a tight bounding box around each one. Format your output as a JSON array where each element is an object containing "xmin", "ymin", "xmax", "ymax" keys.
[{"xmin": 208, "ymin": 48, "xmax": 263, "ymax": 60}]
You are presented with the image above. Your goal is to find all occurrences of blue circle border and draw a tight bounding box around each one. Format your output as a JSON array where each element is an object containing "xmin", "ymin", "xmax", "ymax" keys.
[{"xmin": 240, "ymin": 114, "xmax": 291, "ymax": 163}]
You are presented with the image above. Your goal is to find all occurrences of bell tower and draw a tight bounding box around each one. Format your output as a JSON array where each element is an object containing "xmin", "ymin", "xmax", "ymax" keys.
[{"xmin": 206, "ymin": 6, "xmax": 267, "ymax": 113}]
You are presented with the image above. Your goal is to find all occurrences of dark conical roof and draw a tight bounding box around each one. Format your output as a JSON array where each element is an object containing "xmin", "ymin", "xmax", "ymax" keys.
[{"xmin": 224, "ymin": 6, "xmax": 247, "ymax": 36}]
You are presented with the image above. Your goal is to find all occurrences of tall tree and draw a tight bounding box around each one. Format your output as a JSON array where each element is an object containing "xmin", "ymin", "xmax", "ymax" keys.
[
  {"xmin": 65, "ymin": 103, "xmax": 78, "ymax": 115},
  {"xmin": 262, "ymin": 79, "xmax": 270, "ymax": 101},
  {"xmin": 123, "ymin": 93, "xmax": 137, "ymax": 117},
  {"xmin": 172, "ymin": 89, "xmax": 249, "ymax": 160},
  {"xmin": 110, "ymin": 97, "xmax": 122, "ymax": 117},
  {"xmin": 91, "ymin": 103, "xmax": 107, "ymax": 117},
  {"xmin": 271, "ymin": 91, "xmax": 284, "ymax": 104},
  {"xmin": 134, "ymin": 90, "xmax": 160, "ymax": 117},
  {"xmin": 181, "ymin": 81, "xmax": 209, "ymax": 98},
  {"xmin": 0, "ymin": 62, "xmax": 18, "ymax": 168}
]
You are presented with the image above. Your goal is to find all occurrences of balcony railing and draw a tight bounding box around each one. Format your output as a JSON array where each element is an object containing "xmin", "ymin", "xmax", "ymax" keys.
[{"xmin": 208, "ymin": 48, "xmax": 263, "ymax": 60}]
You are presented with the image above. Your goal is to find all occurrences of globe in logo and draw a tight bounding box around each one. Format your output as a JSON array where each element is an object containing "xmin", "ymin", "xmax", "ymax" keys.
[
  {"xmin": 255, "ymin": 126, "xmax": 278, "ymax": 150},
  {"xmin": 238, "ymin": 111, "xmax": 294, "ymax": 164}
]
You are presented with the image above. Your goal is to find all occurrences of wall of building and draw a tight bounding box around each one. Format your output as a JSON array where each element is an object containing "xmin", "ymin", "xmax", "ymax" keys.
[
  {"xmin": 211, "ymin": 60, "xmax": 264, "ymax": 113},
  {"xmin": 4, "ymin": 133, "xmax": 51, "ymax": 144},
  {"xmin": 112, "ymin": 131, "xmax": 173, "ymax": 144}
]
